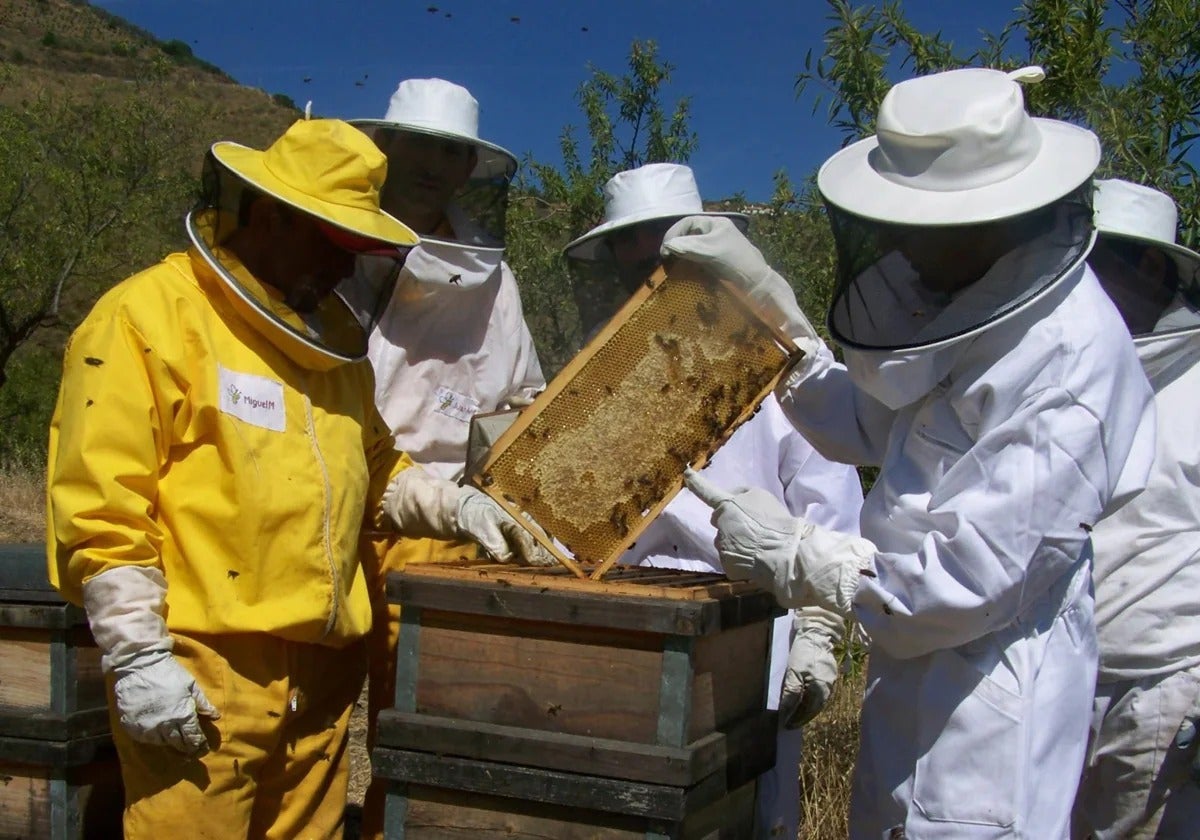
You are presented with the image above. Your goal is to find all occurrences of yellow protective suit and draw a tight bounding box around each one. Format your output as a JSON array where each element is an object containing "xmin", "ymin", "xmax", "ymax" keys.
[
  {"xmin": 47, "ymin": 248, "xmax": 410, "ymax": 838},
  {"xmin": 359, "ymin": 534, "xmax": 475, "ymax": 840}
]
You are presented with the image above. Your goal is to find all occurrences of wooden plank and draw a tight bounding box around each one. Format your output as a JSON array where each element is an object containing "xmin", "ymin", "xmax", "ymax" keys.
[
  {"xmin": 0, "ymin": 764, "xmax": 50, "ymax": 839},
  {"xmin": 0, "ymin": 708, "xmax": 111, "ymax": 743},
  {"xmin": 656, "ymin": 635, "xmax": 694, "ymax": 748},
  {"xmin": 678, "ymin": 779, "xmax": 757, "ymax": 840},
  {"xmin": 373, "ymin": 748, "xmax": 695, "ymax": 821},
  {"xmin": 0, "ymin": 747, "xmax": 123, "ymax": 840},
  {"xmin": 0, "ymin": 632, "xmax": 52, "ymax": 709},
  {"xmin": 389, "ymin": 569, "xmax": 779, "ymax": 636},
  {"xmin": 393, "ymin": 607, "xmax": 421, "ymax": 713},
  {"xmin": 0, "ymin": 734, "xmax": 115, "ymax": 768},
  {"xmin": 397, "ymin": 783, "xmax": 650, "ymax": 839},
  {"xmin": 414, "ymin": 610, "xmax": 666, "ymax": 743},
  {"xmin": 0, "ymin": 627, "xmax": 105, "ymax": 720},
  {"xmin": 377, "ymin": 711, "xmax": 695, "ymax": 786},
  {"xmin": 391, "ymin": 559, "xmax": 765, "ymax": 603},
  {"xmin": 374, "ymin": 709, "xmax": 779, "ymax": 789},
  {"xmin": 688, "ymin": 622, "xmax": 771, "ymax": 742},
  {"xmin": 0, "ymin": 604, "xmax": 86, "ymax": 631}
]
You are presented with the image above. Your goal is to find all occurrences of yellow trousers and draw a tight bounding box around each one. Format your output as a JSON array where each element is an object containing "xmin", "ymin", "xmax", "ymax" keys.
[
  {"xmin": 111, "ymin": 631, "xmax": 366, "ymax": 840},
  {"xmin": 359, "ymin": 535, "xmax": 474, "ymax": 840}
]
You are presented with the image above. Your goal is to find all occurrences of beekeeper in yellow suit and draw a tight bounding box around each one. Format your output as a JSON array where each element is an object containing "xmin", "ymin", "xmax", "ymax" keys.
[{"xmin": 46, "ymin": 117, "xmax": 548, "ymax": 839}]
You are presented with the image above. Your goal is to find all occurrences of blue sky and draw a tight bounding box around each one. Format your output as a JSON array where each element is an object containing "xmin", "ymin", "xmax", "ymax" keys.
[{"xmin": 95, "ymin": 0, "xmax": 1020, "ymax": 202}]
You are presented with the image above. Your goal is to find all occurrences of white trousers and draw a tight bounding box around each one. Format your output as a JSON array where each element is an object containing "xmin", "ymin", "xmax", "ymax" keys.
[{"xmin": 1073, "ymin": 665, "xmax": 1200, "ymax": 839}]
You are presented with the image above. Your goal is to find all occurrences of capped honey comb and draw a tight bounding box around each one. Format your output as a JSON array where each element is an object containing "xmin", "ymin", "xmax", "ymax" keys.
[{"xmin": 470, "ymin": 261, "xmax": 800, "ymax": 579}]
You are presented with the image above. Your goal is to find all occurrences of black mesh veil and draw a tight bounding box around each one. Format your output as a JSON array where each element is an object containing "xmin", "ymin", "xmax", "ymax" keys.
[
  {"xmin": 350, "ymin": 122, "xmax": 513, "ymax": 249},
  {"xmin": 1090, "ymin": 234, "xmax": 1200, "ymax": 340},
  {"xmin": 826, "ymin": 183, "xmax": 1095, "ymax": 351},
  {"xmin": 185, "ymin": 152, "xmax": 370, "ymax": 363}
]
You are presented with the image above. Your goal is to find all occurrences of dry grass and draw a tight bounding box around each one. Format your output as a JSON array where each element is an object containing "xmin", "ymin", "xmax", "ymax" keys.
[
  {"xmin": 0, "ymin": 459, "xmax": 44, "ymax": 543},
  {"xmin": 799, "ymin": 663, "xmax": 866, "ymax": 840}
]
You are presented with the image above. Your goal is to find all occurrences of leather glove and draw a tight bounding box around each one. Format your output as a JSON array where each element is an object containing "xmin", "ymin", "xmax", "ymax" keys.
[
  {"xmin": 1173, "ymin": 691, "xmax": 1200, "ymax": 786},
  {"xmin": 82, "ymin": 566, "xmax": 218, "ymax": 756},
  {"xmin": 779, "ymin": 606, "xmax": 843, "ymax": 729},
  {"xmin": 660, "ymin": 216, "xmax": 821, "ymax": 351},
  {"xmin": 683, "ymin": 467, "xmax": 875, "ymax": 616},
  {"xmin": 382, "ymin": 467, "xmax": 556, "ymax": 566}
]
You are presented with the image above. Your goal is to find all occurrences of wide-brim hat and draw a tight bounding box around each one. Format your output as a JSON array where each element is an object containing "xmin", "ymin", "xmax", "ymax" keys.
[
  {"xmin": 350, "ymin": 78, "xmax": 517, "ymax": 181},
  {"xmin": 564, "ymin": 163, "xmax": 749, "ymax": 261},
  {"xmin": 211, "ymin": 118, "xmax": 419, "ymax": 248},
  {"xmin": 1093, "ymin": 178, "xmax": 1200, "ymax": 281},
  {"xmin": 818, "ymin": 66, "xmax": 1100, "ymax": 226}
]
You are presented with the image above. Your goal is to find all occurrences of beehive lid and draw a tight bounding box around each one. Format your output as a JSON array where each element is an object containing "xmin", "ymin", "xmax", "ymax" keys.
[{"xmin": 470, "ymin": 261, "xmax": 799, "ymax": 579}]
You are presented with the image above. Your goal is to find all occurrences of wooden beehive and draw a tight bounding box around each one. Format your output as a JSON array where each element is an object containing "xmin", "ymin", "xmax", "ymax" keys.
[
  {"xmin": 470, "ymin": 261, "xmax": 799, "ymax": 579},
  {"xmin": 0, "ymin": 544, "xmax": 122, "ymax": 839},
  {"xmin": 373, "ymin": 563, "xmax": 782, "ymax": 838}
]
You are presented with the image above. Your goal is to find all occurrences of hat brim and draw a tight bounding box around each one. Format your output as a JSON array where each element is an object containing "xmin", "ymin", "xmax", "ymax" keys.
[
  {"xmin": 348, "ymin": 119, "xmax": 518, "ymax": 181},
  {"xmin": 564, "ymin": 211, "xmax": 750, "ymax": 261},
  {"xmin": 1096, "ymin": 229, "xmax": 1200, "ymax": 283},
  {"xmin": 211, "ymin": 141, "xmax": 419, "ymax": 248},
  {"xmin": 818, "ymin": 118, "xmax": 1100, "ymax": 226}
]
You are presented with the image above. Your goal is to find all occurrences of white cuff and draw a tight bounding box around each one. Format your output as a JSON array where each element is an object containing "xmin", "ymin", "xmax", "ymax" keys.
[{"xmin": 82, "ymin": 565, "xmax": 172, "ymax": 673}]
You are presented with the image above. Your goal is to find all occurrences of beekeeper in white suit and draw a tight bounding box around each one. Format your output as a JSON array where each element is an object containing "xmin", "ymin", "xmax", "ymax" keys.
[
  {"xmin": 343, "ymin": 78, "xmax": 547, "ymax": 840},
  {"xmin": 346, "ymin": 78, "xmax": 545, "ymax": 477},
  {"xmin": 666, "ymin": 67, "xmax": 1157, "ymax": 838},
  {"xmin": 564, "ymin": 162, "xmax": 864, "ymax": 838},
  {"xmin": 1072, "ymin": 180, "xmax": 1200, "ymax": 838}
]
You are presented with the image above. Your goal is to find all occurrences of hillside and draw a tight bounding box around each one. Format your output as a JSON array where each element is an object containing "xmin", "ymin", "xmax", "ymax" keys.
[
  {"xmin": 0, "ymin": 0, "xmax": 308, "ymax": 462},
  {"xmin": 0, "ymin": 0, "xmax": 298, "ymax": 146}
]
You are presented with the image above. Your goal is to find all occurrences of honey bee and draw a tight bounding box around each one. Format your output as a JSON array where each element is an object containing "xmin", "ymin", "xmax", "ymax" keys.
[{"xmin": 696, "ymin": 299, "xmax": 719, "ymax": 326}]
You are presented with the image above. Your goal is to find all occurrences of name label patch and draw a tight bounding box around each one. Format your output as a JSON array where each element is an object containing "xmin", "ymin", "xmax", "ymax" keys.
[
  {"xmin": 219, "ymin": 365, "xmax": 285, "ymax": 431},
  {"xmin": 433, "ymin": 386, "xmax": 479, "ymax": 423}
]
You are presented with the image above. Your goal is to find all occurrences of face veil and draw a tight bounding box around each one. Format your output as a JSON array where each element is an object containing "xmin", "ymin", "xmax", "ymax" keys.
[
  {"xmin": 826, "ymin": 183, "xmax": 1096, "ymax": 351},
  {"xmin": 186, "ymin": 152, "xmax": 372, "ymax": 365}
]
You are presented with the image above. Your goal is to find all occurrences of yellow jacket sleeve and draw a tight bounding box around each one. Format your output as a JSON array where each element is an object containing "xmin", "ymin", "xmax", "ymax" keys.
[{"xmin": 46, "ymin": 309, "xmax": 176, "ymax": 605}]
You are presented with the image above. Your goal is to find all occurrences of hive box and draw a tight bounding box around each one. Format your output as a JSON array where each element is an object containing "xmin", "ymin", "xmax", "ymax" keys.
[
  {"xmin": 373, "ymin": 563, "xmax": 782, "ymax": 838},
  {"xmin": 0, "ymin": 544, "xmax": 122, "ymax": 839}
]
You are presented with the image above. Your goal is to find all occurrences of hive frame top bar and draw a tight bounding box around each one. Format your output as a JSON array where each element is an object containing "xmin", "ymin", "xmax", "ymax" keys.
[{"xmin": 471, "ymin": 260, "xmax": 801, "ymax": 580}]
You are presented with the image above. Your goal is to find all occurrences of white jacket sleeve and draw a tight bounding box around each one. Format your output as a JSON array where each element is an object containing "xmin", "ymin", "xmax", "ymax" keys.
[
  {"xmin": 775, "ymin": 347, "xmax": 897, "ymax": 469},
  {"xmin": 855, "ymin": 385, "xmax": 1133, "ymax": 660},
  {"xmin": 779, "ymin": 431, "xmax": 864, "ymax": 536}
]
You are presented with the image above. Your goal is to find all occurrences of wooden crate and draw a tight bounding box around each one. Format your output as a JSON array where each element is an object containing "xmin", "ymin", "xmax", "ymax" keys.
[
  {"xmin": 0, "ymin": 544, "xmax": 122, "ymax": 839},
  {"xmin": 375, "ymin": 563, "xmax": 782, "ymax": 838},
  {"xmin": 0, "ymin": 545, "xmax": 108, "ymax": 741},
  {"xmin": 0, "ymin": 735, "xmax": 123, "ymax": 839}
]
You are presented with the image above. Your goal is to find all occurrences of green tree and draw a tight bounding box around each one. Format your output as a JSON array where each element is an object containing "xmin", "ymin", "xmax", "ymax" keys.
[
  {"xmin": 795, "ymin": 0, "xmax": 1199, "ymax": 244},
  {"xmin": 0, "ymin": 66, "xmax": 205, "ymax": 459},
  {"xmin": 507, "ymin": 39, "xmax": 697, "ymax": 374}
]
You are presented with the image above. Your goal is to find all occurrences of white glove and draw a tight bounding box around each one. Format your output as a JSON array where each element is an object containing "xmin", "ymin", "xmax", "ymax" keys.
[
  {"xmin": 779, "ymin": 606, "xmax": 843, "ymax": 729},
  {"xmin": 382, "ymin": 467, "xmax": 557, "ymax": 567},
  {"xmin": 82, "ymin": 566, "xmax": 218, "ymax": 755},
  {"xmin": 683, "ymin": 467, "xmax": 875, "ymax": 616},
  {"xmin": 501, "ymin": 387, "xmax": 542, "ymax": 409},
  {"xmin": 660, "ymin": 216, "xmax": 821, "ymax": 350}
]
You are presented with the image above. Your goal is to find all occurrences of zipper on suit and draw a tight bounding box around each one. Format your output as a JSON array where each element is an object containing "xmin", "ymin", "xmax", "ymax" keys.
[{"xmin": 303, "ymin": 392, "xmax": 339, "ymax": 638}]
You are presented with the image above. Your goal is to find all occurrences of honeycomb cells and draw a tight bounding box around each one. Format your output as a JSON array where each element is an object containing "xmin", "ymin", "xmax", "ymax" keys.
[{"xmin": 479, "ymin": 270, "xmax": 792, "ymax": 569}]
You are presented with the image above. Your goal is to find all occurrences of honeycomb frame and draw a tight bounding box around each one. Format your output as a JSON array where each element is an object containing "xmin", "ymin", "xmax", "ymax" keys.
[{"xmin": 470, "ymin": 260, "xmax": 801, "ymax": 580}]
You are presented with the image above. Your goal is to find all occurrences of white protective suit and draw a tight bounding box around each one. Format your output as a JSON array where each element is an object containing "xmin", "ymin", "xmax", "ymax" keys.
[
  {"xmin": 1072, "ymin": 321, "xmax": 1200, "ymax": 838},
  {"xmin": 358, "ymin": 214, "xmax": 545, "ymax": 477},
  {"xmin": 777, "ymin": 258, "xmax": 1156, "ymax": 838},
  {"xmin": 623, "ymin": 394, "xmax": 864, "ymax": 839}
]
